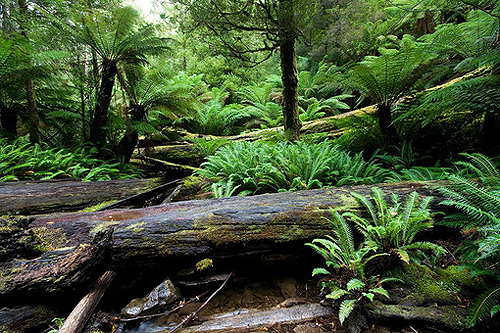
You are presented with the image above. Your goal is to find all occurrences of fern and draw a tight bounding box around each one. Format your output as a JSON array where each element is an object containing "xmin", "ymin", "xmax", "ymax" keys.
[{"xmin": 466, "ymin": 287, "xmax": 500, "ymax": 327}]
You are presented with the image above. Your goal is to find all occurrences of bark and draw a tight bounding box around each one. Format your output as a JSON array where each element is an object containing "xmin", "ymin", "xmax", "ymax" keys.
[
  {"xmin": 0, "ymin": 304, "xmax": 60, "ymax": 333},
  {"xmin": 118, "ymin": 104, "xmax": 144, "ymax": 162},
  {"xmin": 59, "ymin": 271, "xmax": 116, "ymax": 333},
  {"xmin": 0, "ymin": 177, "xmax": 168, "ymax": 215},
  {"xmin": 90, "ymin": 58, "xmax": 117, "ymax": 147},
  {"xmin": 0, "ymin": 229, "xmax": 112, "ymax": 299},
  {"xmin": 279, "ymin": 0, "xmax": 302, "ymax": 141},
  {"xmin": 28, "ymin": 181, "xmax": 449, "ymax": 271}
]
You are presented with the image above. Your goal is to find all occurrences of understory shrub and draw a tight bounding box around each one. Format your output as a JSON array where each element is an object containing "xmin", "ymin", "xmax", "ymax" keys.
[{"xmin": 196, "ymin": 140, "xmax": 386, "ymax": 194}]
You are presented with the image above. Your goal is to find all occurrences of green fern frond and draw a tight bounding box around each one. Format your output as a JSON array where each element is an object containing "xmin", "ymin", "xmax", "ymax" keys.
[{"xmin": 467, "ymin": 286, "xmax": 500, "ymax": 327}]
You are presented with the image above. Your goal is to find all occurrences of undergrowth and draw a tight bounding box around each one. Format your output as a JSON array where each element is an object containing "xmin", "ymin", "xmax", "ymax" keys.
[
  {"xmin": 196, "ymin": 140, "xmax": 386, "ymax": 194},
  {"xmin": 0, "ymin": 138, "xmax": 142, "ymax": 182}
]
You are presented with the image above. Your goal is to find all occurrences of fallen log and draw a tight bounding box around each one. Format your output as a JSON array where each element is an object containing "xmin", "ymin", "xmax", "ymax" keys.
[
  {"xmin": 59, "ymin": 270, "xmax": 116, "ymax": 333},
  {"xmin": 0, "ymin": 178, "xmax": 168, "ymax": 215},
  {"xmin": 28, "ymin": 181, "xmax": 448, "ymax": 269},
  {"xmin": 0, "ymin": 230, "xmax": 112, "ymax": 299},
  {"xmin": 177, "ymin": 303, "xmax": 334, "ymax": 333}
]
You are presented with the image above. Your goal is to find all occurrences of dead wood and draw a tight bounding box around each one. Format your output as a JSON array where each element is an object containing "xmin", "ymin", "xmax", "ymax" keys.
[
  {"xmin": 59, "ymin": 270, "xmax": 116, "ymax": 333},
  {"xmin": 0, "ymin": 229, "xmax": 113, "ymax": 299},
  {"xmin": 28, "ymin": 181, "xmax": 448, "ymax": 271},
  {"xmin": 0, "ymin": 178, "xmax": 168, "ymax": 215}
]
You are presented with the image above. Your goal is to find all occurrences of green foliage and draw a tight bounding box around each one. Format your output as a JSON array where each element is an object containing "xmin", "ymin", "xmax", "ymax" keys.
[
  {"xmin": 307, "ymin": 209, "xmax": 398, "ymax": 325},
  {"xmin": 439, "ymin": 153, "xmax": 500, "ymax": 326},
  {"xmin": 188, "ymin": 137, "xmax": 230, "ymax": 158},
  {"xmin": 196, "ymin": 141, "xmax": 385, "ymax": 194},
  {"xmin": 349, "ymin": 35, "xmax": 437, "ymax": 107},
  {"xmin": 0, "ymin": 138, "xmax": 141, "ymax": 182},
  {"xmin": 345, "ymin": 187, "xmax": 445, "ymax": 264},
  {"xmin": 179, "ymin": 86, "xmax": 261, "ymax": 135}
]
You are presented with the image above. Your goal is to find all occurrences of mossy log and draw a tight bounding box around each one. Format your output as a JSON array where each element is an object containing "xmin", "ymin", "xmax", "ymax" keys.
[
  {"xmin": 0, "ymin": 177, "xmax": 169, "ymax": 215},
  {"xmin": 0, "ymin": 230, "xmax": 112, "ymax": 300},
  {"xmin": 28, "ymin": 181, "xmax": 448, "ymax": 270}
]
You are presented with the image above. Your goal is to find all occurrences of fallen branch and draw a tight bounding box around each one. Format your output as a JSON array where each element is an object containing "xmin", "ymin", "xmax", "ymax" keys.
[
  {"xmin": 119, "ymin": 291, "xmax": 209, "ymax": 322},
  {"xmin": 168, "ymin": 272, "xmax": 233, "ymax": 333},
  {"xmin": 59, "ymin": 270, "xmax": 116, "ymax": 333}
]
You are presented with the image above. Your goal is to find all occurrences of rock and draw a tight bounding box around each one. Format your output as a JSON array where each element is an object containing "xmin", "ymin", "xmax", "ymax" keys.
[
  {"xmin": 275, "ymin": 277, "xmax": 298, "ymax": 299},
  {"xmin": 120, "ymin": 279, "xmax": 181, "ymax": 318}
]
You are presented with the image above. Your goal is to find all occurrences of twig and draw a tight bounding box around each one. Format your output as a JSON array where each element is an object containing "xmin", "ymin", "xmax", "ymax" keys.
[
  {"xmin": 119, "ymin": 291, "xmax": 209, "ymax": 322},
  {"xmin": 167, "ymin": 272, "xmax": 233, "ymax": 333}
]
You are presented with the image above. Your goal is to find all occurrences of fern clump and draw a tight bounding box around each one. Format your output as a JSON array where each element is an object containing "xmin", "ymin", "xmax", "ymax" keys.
[
  {"xmin": 439, "ymin": 153, "xmax": 500, "ymax": 327},
  {"xmin": 196, "ymin": 140, "xmax": 385, "ymax": 195},
  {"xmin": 346, "ymin": 187, "xmax": 445, "ymax": 267},
  {"xmin": 307, "ymin": 209, "xmax": 400, "ymax": 325},
  {"xmin": 0, "ymin": 137, "xmax": 141, "ymax": 182},
  {"xmin": 307, "ymin": 187, "xmax": 446, "ymax": 326}
]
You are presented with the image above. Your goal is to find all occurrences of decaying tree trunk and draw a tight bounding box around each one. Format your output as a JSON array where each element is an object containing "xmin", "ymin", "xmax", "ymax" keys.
[
  {"xmin": 25, "ymin": 181, "xmax": 448, "ymax": 273},
  {"xmin": 0, "ymin": 177, "xmax": 169, "ymax": 215},
  {"xmin": 0, "ymin": 230, "xmax": 112, "ymax": 299}
]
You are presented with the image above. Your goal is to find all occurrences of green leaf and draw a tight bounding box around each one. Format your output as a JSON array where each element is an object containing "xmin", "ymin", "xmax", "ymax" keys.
[
  {"xmin": 491, "ymin": 304, "xmax": 500, "ymax": 317},
  {"xmin": 363, "ymin": 292, "xmax": 374, "ymax": 302},
  {"xmin": 398, "ymin": 248, "xmax": 410, "ymax": 264},
  {"xmin": 311, "ymin": 268, "xmax": 330, "ymax": 276},
  {"xmin": 339, "ymin": 299, "xmax": 356, "ymax": 324},
  {"xmin": 326, "ymin": 287, "xmax": 349, "ymax": 300},
  {"xmin": 347, "ymin": 278, "xmax": 365, "ymax": 291},
  {"xmin": 370, "ymin": 287, "xmax": 390, "ymax": 299}
]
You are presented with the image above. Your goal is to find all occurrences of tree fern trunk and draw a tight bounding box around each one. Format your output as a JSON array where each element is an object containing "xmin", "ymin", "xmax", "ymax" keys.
[
  {"xmin": 378, "ymin": 104, "xmax": 400, "ymax": 148},
  {"xmin": 18, "ymin": 0, "xmax": 39, "ymax": 144},
  {"xmin": 90, "ymin": 58, "xmax": 117, "ymax": 147},
  {"xmin": 0, "ymin": 106, "xmax": 17, "ymax": 138},
  {"xmin": 279, "ymin": 0, "xmax": 302, "ymax": 141}
]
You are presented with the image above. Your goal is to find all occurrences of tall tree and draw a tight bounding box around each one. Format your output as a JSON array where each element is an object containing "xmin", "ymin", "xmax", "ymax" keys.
[
  {"xmin": 175, "ymin": 0, "xmax": 316, "ymax": 141},
  {"xmin": 45, "ymin": 5, "xmax": 171, "ymax": 148}
]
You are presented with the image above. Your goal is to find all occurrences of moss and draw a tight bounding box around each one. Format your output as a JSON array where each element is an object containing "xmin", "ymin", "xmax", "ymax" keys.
[
  {"xmin": 440, "ymin": 265, "xmax": 484, "ymax": 289},
  {"xmin": 125, "ymin": 221, "xmax": 147, "ymax": 233},
  {"xmin": 90, "ymin": 222, "xmax": 120, "ymax": 236},
  {"xmin": 196, "ymin": 258, "xmax": 214, "ymax": 271},
  {"xmin": 32, "ymin": 227, "xmax": 69, "ymax": 253},
  {"xmin": 81, "ymin": 200, "xmax": 118, "ymax": 212},
  {"xmin": 279, "ymin": 225, "xmax": 304, "ymax": 242},
  {"xmin": 394, "ymin": 263, "xmax": 460, "ymax": 305}
]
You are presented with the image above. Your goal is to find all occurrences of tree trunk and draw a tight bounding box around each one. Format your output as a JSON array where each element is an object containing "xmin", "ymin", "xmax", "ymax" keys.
[
  {"xmin": 119, "ymin": 104, "xmax": 144, "ymax": 162},
  {"xmin": 279, "ymin": 0, "xmax": 302, "ymax": 141},
  {"xmin": 26, "ymin": 79, "xmax": 39, "ymax": 144},
  {"xmin": 0, "ymin": 177, "xmax": 169, "ymax": 215},
  {"xmin": 18, "ymin": 0, "xmax": 39, "ymax": 144},
  {"xmin": 0, "ymin": 106, "xmax": 18, "ymax": 138},
  {"xmin": 378, "ymin": 104, "xmax": 400, "ymax": 148},
  {"xmin": 0, "ymin": 229, "xmax": 112, "ymax": 299},
  {"xmin": 90, "ymin": 58, "xmax": 117, "ymax": 147},
  {"xmin": 28, "ymin": 181, "xmax": 448, "ymax": 270}
]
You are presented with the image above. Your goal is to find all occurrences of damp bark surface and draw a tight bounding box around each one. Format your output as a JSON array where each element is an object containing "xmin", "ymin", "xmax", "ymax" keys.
[
  {"xmin": 0, "ymin": 178, "xmax": 167, "ymax": 215},
  {"xmin": 29, "ymin": 181, "xmax": 448, "ymax": 269}
]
